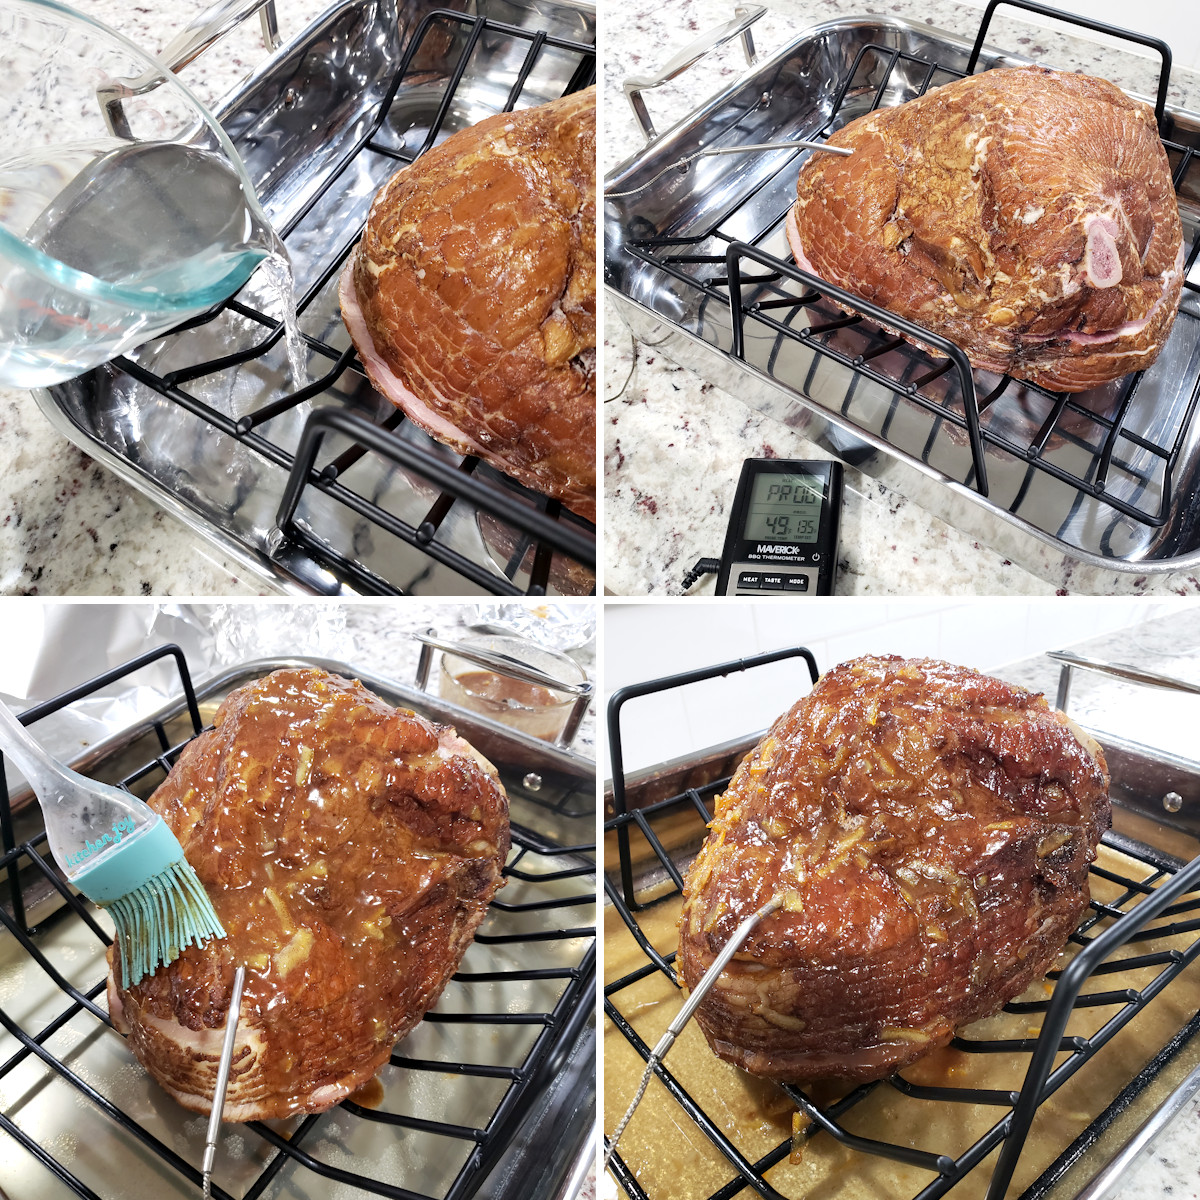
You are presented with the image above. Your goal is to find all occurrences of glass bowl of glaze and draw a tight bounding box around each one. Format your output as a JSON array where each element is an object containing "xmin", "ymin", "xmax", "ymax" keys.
[{"xmin": 438, "ymin": 634, "xmax": 589, "ymax": 742}]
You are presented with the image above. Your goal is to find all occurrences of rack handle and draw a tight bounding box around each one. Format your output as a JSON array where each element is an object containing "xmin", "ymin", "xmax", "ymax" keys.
[
  {"xmin": 623, "ymin": 4, "xmax": 766, "ymax": 142},
  {"xmin": 985, "ymin": 850, "xmax": 1200, "ymax": 1200},
  {"xmin": 965, "ymin": 0, "xmax": 1172, "ymax": 129},
  {"xmin": 724, "ymin": 240, "xmax": 991, "ymax": 497},
  {"xmin": 100, "ymin": 0, "xmax": 281, "ymax": 137},
  {"xmin": 607, "ymin": 646, "xmax": 818, "ymax": 911},
  {"xmin": 1048, "ymin": 649, "xmax": 1200, "ymax": 714}
]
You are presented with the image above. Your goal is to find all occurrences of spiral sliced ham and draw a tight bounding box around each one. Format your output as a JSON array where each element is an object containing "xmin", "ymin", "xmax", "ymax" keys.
[
  {"xmin": 678, "ymin": 656, "xmax": 1110, "ymax": 1084},
  {"xmin": 789, "ymin": 67, "xmax": 1183, "ymax": 392},
  {"xmin": 107, "ymin": 668, "xmax": 510, "ymax": 1120},
  {"xmin": 341, "ymin": 87, "xmax": 596, "ymax": 520}
]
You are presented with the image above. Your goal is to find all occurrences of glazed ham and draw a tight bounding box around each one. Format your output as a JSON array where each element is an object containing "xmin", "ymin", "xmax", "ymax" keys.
[
  {"xmin": 789, "ymin": 67, "xmax": 1183, "ymax": 392},
  {"xmin": 340, "ymin": 87, "xmax": 596, "ymax": 520},
  {"xmin": 678, "ymin": 656, "xmax": 1110, "ymax": 1084},
  {"xmin": 107, "ymin": 668, "xmax": 510, "ymax": 1120}
]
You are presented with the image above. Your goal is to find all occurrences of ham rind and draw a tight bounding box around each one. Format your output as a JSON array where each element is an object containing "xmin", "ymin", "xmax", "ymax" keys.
[
  {"xmin": 340, "ymin": 88, "xmax": 596, "ymax": 522},
  {"xmin": 790, "ymin": 66, "xmax": 1183, "ymax": 393}
]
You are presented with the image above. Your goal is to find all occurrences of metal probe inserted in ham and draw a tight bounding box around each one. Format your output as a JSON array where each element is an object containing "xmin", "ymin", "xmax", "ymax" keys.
[
  {"xmin": 201, "ymin": 965, "xmax": 246, "ymax": 1200},
  {"xmin": 604, "ymin": 141, "xmax": 853, "ymax": 199},
  {"xmin": 602, "ymin": 896, "xmax": 784, "ymax": 1173}
]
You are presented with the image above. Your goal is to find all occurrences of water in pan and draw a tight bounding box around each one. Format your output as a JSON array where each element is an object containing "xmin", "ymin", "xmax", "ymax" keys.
[
  {"xmin": 256, "ymin": 252, "xmax": 309, "ymax": 392},
  {"xmin": 29, "ymin": 0, "xmax": 598, "ymax": 593},
  {"xmin": 604, "ymin": 844, "xmax": 1200, "ymax": 1200}
]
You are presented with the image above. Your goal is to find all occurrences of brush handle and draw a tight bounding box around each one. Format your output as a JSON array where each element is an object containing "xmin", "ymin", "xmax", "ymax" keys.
[
  {"xmin": 0, "ymin": 699, "xmax": 84, "ymax": 790},
  {"xmin": 0, "ymin": 698, "xmax": 160, "ymax": 883}
]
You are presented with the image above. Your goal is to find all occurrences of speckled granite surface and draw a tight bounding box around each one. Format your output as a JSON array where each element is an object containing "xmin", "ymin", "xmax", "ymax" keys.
[
  {"xmin": 1103, "ymin": 1083, "xmax": 1200, "ymax": 1200},
  {"xmin": 603, "ymin": 0, "xmax": 1200, "ymax": 595},
  {"xmin": 1097, "ymin": 1084, "xmax": 1200, "ymax": 1200},
  {"xmin": 0, "ymin": 0, "xmax": 331, "ymax": 596},
  {"xmin": 999, "ymin": 604, "xmax": 1200, "ymax": 782}
]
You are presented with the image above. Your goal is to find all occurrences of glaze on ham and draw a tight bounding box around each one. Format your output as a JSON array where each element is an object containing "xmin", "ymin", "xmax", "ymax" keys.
[
  {"xmin": 107, "ymin": 669, "xmax": 510, "ymax": 1120},
  {"xmin": 790, "ymin": 67, "xmax": 1183, "ymax": 392},
  {"xmin": 678, "ymin": 656, "xmax": 1110, "ymax": 1084},
  {"xmin": 341, "ymin": 87, "xmax": 596, "ymax": 520}
]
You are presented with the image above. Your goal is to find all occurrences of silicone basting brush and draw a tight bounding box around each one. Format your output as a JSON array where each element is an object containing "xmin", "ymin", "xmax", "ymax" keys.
[{"xmin": 0, "ymin": 699, "xmax": 224, "ymax": 986}]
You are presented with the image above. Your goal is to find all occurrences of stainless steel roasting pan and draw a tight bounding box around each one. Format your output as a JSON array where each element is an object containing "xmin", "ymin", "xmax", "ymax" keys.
[
  {"xmin": 604, "ymin": 9, "xmax": 1200, "ymax": 586},
  {"xmin": 34, "ymin": 0, "xmax": 596, "ymax": 596}
]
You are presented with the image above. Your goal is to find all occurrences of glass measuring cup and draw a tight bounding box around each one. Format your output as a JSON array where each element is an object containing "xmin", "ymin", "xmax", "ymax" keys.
[{"xmin": 0, "ymin": 0, "xmax": 281, "ymax": 387}]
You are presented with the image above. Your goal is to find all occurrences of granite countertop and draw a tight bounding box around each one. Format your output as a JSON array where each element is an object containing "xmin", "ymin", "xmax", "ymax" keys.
[
  {"xmin": 0, "ymin": 0, "xmax": 331, "ymax": 596},
  {"xmin": 603, "ymin": 0, "xmax": 1200, "ymax": 596}
]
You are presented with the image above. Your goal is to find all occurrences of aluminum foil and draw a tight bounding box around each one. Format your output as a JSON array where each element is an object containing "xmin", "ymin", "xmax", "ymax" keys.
[{"xmin": 469, "ymin": 603, "xmax": 596, "ymax": 650}]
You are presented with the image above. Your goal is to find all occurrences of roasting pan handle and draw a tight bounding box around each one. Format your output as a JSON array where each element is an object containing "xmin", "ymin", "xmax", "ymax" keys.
[
  {"xmin": 100, "ymin": 0, "xmax": 282, "ymax": 137},
  {"xmin": 965, "ymin": 0, "xmax": 1172, "ymax": 130},
  {"xmin": 623, "ymin": 3, "xmax": 766, "ymax": 141}
]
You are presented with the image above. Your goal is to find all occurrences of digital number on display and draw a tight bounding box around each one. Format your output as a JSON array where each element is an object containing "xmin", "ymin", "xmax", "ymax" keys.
[
  {"xmin": 743, "ymin": 473, "xmax": 824, "ymax": 544},
  {"xmin": 762, "ymin": 515, "xmax": 817, "ymax": 539}
]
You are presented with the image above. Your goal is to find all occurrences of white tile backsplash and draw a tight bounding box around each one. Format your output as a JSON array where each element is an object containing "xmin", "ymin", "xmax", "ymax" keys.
[{"xmin": 604, "ymin": 599, "xmax": 1154, "ymax": 777}]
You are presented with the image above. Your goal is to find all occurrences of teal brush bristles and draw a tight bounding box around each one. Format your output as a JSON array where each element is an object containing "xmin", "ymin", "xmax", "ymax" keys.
[
  {"xmin": 103, "ymin": 857, "xmax": 226, "ymax": 988},
  {"xmin": 0, "ymin": 698, "xmax": 226, "ymax": 988},
  {"xmin": 71, "ymin": 819, "xmax": 226, "ymax": 988}
]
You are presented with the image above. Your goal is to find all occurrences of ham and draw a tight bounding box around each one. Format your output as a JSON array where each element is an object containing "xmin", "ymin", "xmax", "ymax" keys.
[
  {"xmin": 107, "ymin": 668, "xmax": 510, "ymax": 1120},
  {"xmin": 789, "ymin": 66, "xmax": 1183, "ymax": 392},
  {"xmin": 341, "ymin": 88, "xmax": 596, "ymax": 521},
  {"xmin": 678, "ymin": 656, "xmax": 1111, "ymax": 1084}
]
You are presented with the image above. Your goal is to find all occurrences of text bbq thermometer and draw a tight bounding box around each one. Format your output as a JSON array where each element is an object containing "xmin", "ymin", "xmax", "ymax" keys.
[{"xmin": 712, "ymin": 459, "xmax": 843, "ymax": 595}]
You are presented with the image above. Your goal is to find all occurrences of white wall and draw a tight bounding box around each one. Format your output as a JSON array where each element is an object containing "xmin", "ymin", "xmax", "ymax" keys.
[
  {"xmin": 603, "ymin": 598, "xmax": 1178, "ymax": 778},
  {"xmin": 953, "ymin": 0, "xmax": 1200, "ymax": 73}
]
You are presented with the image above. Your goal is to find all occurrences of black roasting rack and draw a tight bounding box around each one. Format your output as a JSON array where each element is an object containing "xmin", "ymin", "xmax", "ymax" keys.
[
  {"xmin": 616, "ymin": 0, "xmax": 1200, "ymax": 532},
  {"xmin": 603, "ymin": 647, "xmax": 1200, "ymax": 1200},
  {"xmin": 96, "ymin": 8, "xmax": 596, "ymax": 596},
  {"xmin": 0, "ymin": 645, "xmax": 597, "ymax": 1200}
]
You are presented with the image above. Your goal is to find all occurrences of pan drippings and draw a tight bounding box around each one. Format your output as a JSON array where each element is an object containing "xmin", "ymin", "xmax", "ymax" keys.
[{"xmin": 605, "ymin": 845, "xmax": 1200, "ymax": 1199}]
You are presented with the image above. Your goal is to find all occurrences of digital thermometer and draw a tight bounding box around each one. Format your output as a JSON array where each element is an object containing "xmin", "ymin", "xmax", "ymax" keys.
[{"xmin": 715, "ymin": 459, "xmax": 843, "ymax": 595}]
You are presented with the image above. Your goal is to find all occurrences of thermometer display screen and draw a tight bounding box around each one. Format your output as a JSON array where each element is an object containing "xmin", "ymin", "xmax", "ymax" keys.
[{"xmin": 741, "ymin": 472, "xmax": 824, "ymax": 543}]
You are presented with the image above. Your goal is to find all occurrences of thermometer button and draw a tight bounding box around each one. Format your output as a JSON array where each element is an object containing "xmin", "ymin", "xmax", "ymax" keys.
[
  {"xmin": 760, "ymin": 574, "xmax": 786, "ymax": 590},
  {"xmin": 737, "ymin": 571, "xmax": 763, "ymax": 589}
]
